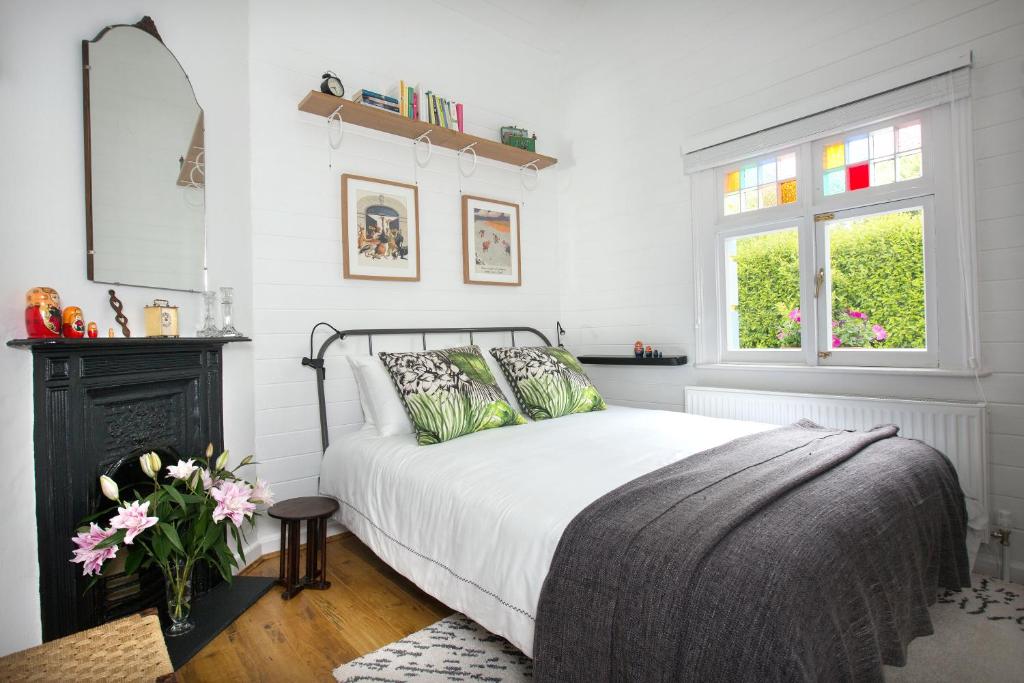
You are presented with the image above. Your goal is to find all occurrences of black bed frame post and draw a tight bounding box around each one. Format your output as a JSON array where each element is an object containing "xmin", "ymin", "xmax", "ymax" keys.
[{"xmin": 301, "ymin": 325, "xmax": 553, "ymax": 454}]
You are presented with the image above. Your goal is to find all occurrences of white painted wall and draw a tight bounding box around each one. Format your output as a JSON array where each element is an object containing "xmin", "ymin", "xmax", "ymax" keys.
[
  {"xmin": 0, "ymin": 0, "xmax": 252, "ymax": 655},
  {"xmin": 245, "ymin": 0, "xmax": 575, "ymax": 551},
  {"xmin": 557, "ymin": 0, "xmax": 1024, "ymax": 580}
]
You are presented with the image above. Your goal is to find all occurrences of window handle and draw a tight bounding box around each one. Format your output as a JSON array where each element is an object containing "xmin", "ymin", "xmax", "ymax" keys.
[{"xmin": 814, "ymin": 268, "xmax": 825, "ymax": 298}]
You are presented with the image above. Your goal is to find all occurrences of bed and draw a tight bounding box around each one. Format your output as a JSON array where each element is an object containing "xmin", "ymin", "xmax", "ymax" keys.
[
  {"xmin": 305, "ymin": 324, "xmax": 970, "ymax": 681},
  {"xmin": 319, "ymin": 404, "xmax": 775, "ymax": 656}
]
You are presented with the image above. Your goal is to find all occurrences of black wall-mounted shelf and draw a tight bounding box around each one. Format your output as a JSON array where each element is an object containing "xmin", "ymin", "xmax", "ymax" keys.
[{"xmin": 578, "ymin": 354, "xmax": 687, "ymax": 366}]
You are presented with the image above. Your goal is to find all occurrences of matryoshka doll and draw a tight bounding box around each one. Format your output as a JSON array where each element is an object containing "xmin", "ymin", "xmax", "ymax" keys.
[
  {"xmin": 87, "ymin": 322, "xmax": 98, "ymax": 338},
  {"xmin": 62, "ymin": 307, "xmax": 86, "ymax": 338},
  {"xmin": 634, "ymin": 340, "xmax": 644, "ymax": 359},
  {"xmin": 24, "ymin": 287, "xmax": 62, "ymax": 338}
]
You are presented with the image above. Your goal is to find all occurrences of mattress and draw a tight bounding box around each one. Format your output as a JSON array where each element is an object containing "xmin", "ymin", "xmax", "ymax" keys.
[{"xmin": 318, "ymin": 405, "xmax": 775, "ymax": 656}]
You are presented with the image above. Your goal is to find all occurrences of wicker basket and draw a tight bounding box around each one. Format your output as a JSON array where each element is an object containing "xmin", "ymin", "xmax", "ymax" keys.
[{"xmin": 0, "ymin": 611, "xmax": 174, "ymax": 681}]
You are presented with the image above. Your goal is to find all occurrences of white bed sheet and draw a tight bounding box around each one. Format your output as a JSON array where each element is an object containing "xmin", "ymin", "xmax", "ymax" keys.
[{"xmin": 319, "ymin": 405, "xmax": 775, "ymax": 656}]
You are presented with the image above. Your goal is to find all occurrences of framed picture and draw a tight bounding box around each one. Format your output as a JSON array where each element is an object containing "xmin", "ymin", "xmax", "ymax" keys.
[
  {"xmin": 462, "ymin": 195, "xmax": 521, "ymax": 286},
  {"xmin": 341, "ymin": 174, "xmax": 420, "ymax": 281}
]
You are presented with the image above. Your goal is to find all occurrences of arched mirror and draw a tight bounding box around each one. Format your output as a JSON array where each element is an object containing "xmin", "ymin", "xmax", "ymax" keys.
[{"xmin": 83, "ymin": 16, "xmax": 205, "ymax": 292}]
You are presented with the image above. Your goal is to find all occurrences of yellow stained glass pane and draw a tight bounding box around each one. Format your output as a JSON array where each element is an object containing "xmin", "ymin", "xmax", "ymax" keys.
[
  {"xmin": 725, "ymin": 170, "xmax": 740, "ymax": 193},
  {"xmin": 780, "ymin": 179, "xmax": 797, "ymax": 204},
  {"xmin": 824, "ymin": 143, "xmax": 845, "ymax": 169}
]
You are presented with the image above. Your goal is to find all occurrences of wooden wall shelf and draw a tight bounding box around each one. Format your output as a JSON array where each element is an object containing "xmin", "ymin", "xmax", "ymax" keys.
[{"xmin": 297, "ymin": 91, "xmax": 558, "ymax": 170}]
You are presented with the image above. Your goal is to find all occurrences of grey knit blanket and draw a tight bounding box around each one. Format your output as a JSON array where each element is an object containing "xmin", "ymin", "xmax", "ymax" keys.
[{"xmin": 533, "ymin": 421, "xmax": 970, "ymax": 682}]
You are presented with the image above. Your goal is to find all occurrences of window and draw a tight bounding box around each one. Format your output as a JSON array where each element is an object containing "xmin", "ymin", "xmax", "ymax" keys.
[
  {"xmin": 722, "ymin": 152, "xmax": 798, "ymax": 216},
  {"xmin": 695, "ymin": 102, "xmax": 973, "ymax": 371},
  {"xmin": 819, "ymin": 120, "xmax": 923, "ymax": 196}
]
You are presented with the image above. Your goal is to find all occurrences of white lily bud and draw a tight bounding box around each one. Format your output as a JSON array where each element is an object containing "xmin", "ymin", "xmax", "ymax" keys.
[
  {"xmin": 147, "ymin": 452, "xmax": 162, "ymax": 477},
  {"xmin": 205, "ymin": 442, "xmax": 214, "ymax": 459},
  {"xmin": 99, "ymin": 475, "xmax": 119, "ymax": 501},
  {"xmin": 139, "ymin": 454, "xmax": 155, "ymax": 479},
  {"xmin": 215, "ymin": 450, "xmax": 229, "ymax": 470}
]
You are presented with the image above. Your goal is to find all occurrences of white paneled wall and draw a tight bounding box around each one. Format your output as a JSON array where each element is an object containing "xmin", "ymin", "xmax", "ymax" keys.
[
  {"xmin": 247, "ymin": 1, "xmax": 569, "ymax": 544},
  {"xmin": 557, "ymin": 0, "xmax": 1024, "ymax": 581}
]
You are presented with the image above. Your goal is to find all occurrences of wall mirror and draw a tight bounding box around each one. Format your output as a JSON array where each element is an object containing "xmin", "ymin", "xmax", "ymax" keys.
[{"xmin": 83, "ymin": 16, "xmax": 205, "ymax": 292}]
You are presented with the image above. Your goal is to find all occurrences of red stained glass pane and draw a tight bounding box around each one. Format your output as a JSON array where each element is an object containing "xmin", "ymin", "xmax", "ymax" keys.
[{"xmin": 847, "ymin": 163, "xmax": 869, "ymax": 191}]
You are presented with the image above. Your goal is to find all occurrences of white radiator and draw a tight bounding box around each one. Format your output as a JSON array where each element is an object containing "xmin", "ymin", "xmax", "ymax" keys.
[{"xmin": 684, "ymin": 386, "xmax": 988, "ymax": 513}]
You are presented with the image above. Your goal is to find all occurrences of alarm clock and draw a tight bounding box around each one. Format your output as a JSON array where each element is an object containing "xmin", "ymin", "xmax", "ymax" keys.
[{"xmin": 320, "ymin": 71, "xmax": 344, "ymax": 97}]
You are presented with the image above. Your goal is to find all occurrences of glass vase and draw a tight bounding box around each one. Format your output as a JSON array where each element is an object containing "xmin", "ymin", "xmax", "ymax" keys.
[
  {"xmin": 163, "ymin": 559, "xmax": 195, "ymax": 637},
  {"xmin": 218, "ymin": 286, "xmax": 242, "ymax": 337},
  {"xmin": 197, "ymin": 290, "xmax": 219, "ymax": 337}
]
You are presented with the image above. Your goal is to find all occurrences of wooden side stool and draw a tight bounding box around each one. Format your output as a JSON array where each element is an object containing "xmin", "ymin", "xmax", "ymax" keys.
[{"xmin": 267, "ymin": 496, "xmax": 340, "ymax": 600}]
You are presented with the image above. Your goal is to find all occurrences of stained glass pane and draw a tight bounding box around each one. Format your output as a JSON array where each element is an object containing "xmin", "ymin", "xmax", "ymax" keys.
[
  {"xmin": 724, "ymin": 192, "xmax": 741, "ymax": 215},
  {"xmin": 824, "ymin": 143, "xmax": 845, "ymax": 169},
  {"xmin": 778, "ymin": 153, "xmax": 796, "ymax": 180},
  {"xmin": 823, "ymin": 169, "xmax": 845, "ymax": 195},
  {"xmin": 897, "ymin": 123, "xmax": 921, "ymax": 152},
  {"xmin": 780, "ymin": 179, "xmax": 798, "ymax": 204},
  {"xmin": 725, "ymin": 170, "xmax": 740, "ymax": 193},
  {"xmin": 870, "ymin": 127, "xmax": 894, "ymax": 158},
  {"xmin": 847, "ymin": 163, "xmax": 870, "ymax": 191},
  {"xmin": 871, "ymin": 157, "xmax": 895, "ymax": 186},
  {"xmin": 897, "ymin": 151, "xmax": 922, "ymax": 181},
  {"xmin": 759, "ymin": 161, "xmax": 777, "ymax": 184},
  {"xmin": 847, "ymin": 135, "xmax": 869, "ymax": 164},
  {"xmin": 758, "ymin": 184, "xmax": 779, "ymax": 208},
  {"xmin": 741, "ymin": 188, "xmax": 758, "ymax": 212},
  {"xmin": 741, "ymin": 166, "xmax": 758, "ymax": 189}
]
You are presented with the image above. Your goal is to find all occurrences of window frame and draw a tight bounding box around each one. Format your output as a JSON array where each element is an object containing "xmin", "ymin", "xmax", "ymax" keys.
[
  {"xmin": 813, "ymin": 196, "xmax": 938, "ymax": 368},
  {"xmin": 695, "ymin": 103, "xmax": 971, "ymax": 372},
  {"xmin": 717, "ymin": 221, "xmax": 805, "ymax": 364}
]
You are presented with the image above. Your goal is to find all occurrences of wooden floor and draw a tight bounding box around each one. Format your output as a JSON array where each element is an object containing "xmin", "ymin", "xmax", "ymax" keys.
[{"xmin": 178, "ymin": 533, "xmax": 451, "ymax": 682}]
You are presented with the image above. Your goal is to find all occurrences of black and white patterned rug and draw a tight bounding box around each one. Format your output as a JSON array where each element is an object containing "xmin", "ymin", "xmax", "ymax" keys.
[{"xmin": 334, "ymin": 575, "xmax": 1023, "ymax": 682}]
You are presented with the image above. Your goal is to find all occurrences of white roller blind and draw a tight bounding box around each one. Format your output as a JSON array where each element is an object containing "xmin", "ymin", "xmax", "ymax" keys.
[{"xmin": 683, "ymin": 66, "xmax": 971, "ymax": 174}]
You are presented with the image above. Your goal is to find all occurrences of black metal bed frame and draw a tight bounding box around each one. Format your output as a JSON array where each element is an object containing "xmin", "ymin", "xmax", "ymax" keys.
[{"xmin": 302, "ymin": 323, "xmax": 559, "ymax": 452}]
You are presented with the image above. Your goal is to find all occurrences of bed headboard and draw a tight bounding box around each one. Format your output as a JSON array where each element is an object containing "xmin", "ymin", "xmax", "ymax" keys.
[{"xmin": 301, "ymin": 323, "xmax": 557, "ymax": 452}]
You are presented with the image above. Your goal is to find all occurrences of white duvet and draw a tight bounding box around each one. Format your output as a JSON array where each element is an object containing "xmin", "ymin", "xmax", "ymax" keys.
[{"xmin": 318, "ymin": 405, "xmax": 775, "ymax": 656}]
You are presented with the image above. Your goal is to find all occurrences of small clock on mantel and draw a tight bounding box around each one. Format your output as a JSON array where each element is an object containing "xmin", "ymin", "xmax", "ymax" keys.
[{"xmin": 320, "ymin": 71, "xmax": 344, "ymax": 97}]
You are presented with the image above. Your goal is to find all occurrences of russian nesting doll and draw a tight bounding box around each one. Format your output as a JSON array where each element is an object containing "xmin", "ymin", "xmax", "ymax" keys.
[
  {"xmin": 87, "ymin": 322, "xmax": 98, "ymax": 338},
  {"xmin": 25, "ymin": 287, "xmax": 62, "ymax": 338},
  {"xmin": 62, "ymin": 307, "xmax": 86, "ymax": 338}
]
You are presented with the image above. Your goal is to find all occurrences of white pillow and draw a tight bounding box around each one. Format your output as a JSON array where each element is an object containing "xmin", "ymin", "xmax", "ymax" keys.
[{"xmin": 347, "ymin": 355, "xmax": 414, "ymax": 436}]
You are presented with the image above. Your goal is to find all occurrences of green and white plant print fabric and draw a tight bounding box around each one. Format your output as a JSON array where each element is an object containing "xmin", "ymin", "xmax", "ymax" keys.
[
  {"xmin": 378, "ymin": 346, "xmax": 526, "ymax": 445},
  {"xmin": 489, "ymin": 346, "xmax": 607, "ymax": 420}
]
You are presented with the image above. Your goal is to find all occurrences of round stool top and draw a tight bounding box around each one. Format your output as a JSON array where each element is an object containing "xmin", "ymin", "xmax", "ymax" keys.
[{"xmin": 268, "ymin": 496, "xmax": 340, "ymax": 521}]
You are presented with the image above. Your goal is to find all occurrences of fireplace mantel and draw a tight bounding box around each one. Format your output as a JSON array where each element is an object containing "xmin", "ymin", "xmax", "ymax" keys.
[{"xmin": 9, "ymin": 335, "xmax": 249, "ymax": 641}]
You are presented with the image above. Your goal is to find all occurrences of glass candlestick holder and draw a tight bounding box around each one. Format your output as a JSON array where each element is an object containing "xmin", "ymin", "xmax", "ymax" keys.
[
  {"xmin": 197, "ymin": 290, "xmax": 219, "ymax": 337},
  {"xmin": 218, "ymin": 286, "xmax": 242, "ymax": 337}
]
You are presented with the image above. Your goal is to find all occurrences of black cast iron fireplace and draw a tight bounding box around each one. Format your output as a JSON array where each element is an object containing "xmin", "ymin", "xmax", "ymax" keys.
[{"xmin": 8, "ymin": 336, "xmax": 249, "ymax": 641}]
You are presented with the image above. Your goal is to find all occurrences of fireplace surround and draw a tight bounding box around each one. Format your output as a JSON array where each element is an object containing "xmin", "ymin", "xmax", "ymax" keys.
[{"xmin": 7, "ymin": 336, "xmax": 249, "ymax": 641}]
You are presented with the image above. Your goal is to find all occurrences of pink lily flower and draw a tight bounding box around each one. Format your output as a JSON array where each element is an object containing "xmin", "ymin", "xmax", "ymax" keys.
[
  {"xmin": 211, "ymin": 481, "xmax": 256, "ymax": 528},
  {"xmin": 108, "ymin": 500, "xmax": 159, "ymax": 544},
  {"xmin": 70, "ymin": 523, "xmax": 118, "ymax": 576}
]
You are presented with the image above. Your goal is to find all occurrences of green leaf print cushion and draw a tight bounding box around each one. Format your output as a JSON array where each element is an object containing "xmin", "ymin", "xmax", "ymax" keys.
[
  {"xmin": 489, "ymin": 346, "xmax": 607, "ymax": 420},
  {"xmin": 378, "ymin": 346, "xmax": 526, "ymax": 445}
]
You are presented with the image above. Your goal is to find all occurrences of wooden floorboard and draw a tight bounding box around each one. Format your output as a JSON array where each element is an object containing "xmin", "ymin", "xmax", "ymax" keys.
[{"xmin": 178, "ymin": 534, "xmax": 451, "ymax": 682}]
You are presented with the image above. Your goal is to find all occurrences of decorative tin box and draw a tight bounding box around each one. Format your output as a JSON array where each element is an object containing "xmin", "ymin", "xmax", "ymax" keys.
[{"xmin": 143, "ymin": 299, "xmax": 180, "ymax": 337}]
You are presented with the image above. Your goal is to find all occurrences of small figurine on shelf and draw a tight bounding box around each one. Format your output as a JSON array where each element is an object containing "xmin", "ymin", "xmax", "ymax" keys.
[
  {"xmin": 645, "ymin": 345, "xmax": 653, "ymax": 358},
  {"xmin": 634, "ymin": 341, "xmax": 644, "ymax": 359},
  {"xmin": 87, "ymin": 322, "xmax": 98, "ymax": 338},
  {"xmin": 24, "ymin": 287, "xmax": 62, "ymax": 338},
  {"xmin": 62, "ymin": 307, "xmax": 86, "ymax": 338}
]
